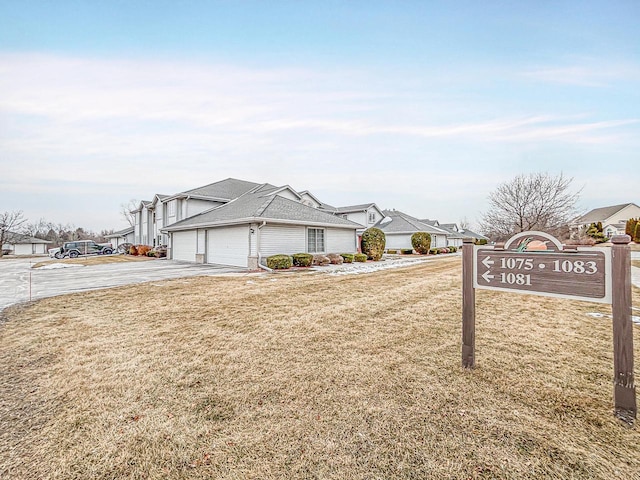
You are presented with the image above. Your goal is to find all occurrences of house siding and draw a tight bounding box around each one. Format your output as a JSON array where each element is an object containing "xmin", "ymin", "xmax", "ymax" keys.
[
  {"xmin": 187, "ymin": 199, "xmax": 222, "ymax": 217},
  {"xmin": 260, "ymin": 224, "xmax": 306, "ymax": 257},
  {"xmin": 385, "ymin": 233, "xmax": 448, "ymax": 250}
]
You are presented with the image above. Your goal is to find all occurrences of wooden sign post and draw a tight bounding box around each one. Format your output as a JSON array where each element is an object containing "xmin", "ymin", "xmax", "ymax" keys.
[{"xmin": 462, "ymin": 232, "xmax": 636, "ymax": 423}]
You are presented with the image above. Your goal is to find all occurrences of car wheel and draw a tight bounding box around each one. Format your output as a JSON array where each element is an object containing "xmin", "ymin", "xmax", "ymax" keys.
[
  {"xmin": 54, "ymin": 252, "xmax": 63, "ymax": 259},
  {"xmin": 69, "ymin": 251, "xmax": 79, "ymax": 258},
  {"xmin": 103, "ymin": 248, "xmax": 113, "ymax": 255}
]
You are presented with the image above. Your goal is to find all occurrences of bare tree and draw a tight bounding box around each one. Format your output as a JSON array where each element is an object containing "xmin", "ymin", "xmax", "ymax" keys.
[
  {"xmin": 120, "ymin": 199, "xmax": 139, "ymax": 227},
  {"xmin": 0, "ymin": 210, "xmax": 27, "ymax": 257},
  {"xmin": 479, "ymin": 172, "xmax": 581, "ymax": 241},
  {"xmin": 459, "ymin": 217, "xmax": 470, "ymax": 231}
]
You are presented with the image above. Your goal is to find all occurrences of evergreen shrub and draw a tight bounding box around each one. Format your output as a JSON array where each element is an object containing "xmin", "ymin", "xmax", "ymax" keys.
[
  {"xmin": 361, "ymin": 227, "xmax": 386, "ymax": 261},
  {"xmin": 266, "ymin": 254, "xmax": 292, "ymax": 269},
  {"xmin": 292, "ymin": 253, "xmax": 313, "ymax": 267},
  {"xmin": 340, "ymin": 253, "xmax": 354, "ymax": 263},
  {"xmin": 411, "ymin": 232, "xmax": 431, "ymax": 254},
  {"xmin": 354, "ymin": 253, "xmax": 367, "ymax": 262}
]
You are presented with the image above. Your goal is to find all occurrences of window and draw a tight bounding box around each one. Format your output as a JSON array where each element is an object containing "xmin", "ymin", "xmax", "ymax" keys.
[
  {"xmin": 168, "ymin": 200, "xmax": 176, "ymax": 216},
  {"xmin": 368, "ymin": 212, "xmax": 376, "ymax": 223},
  {"xmin": 307, "ymin": 228, "xmax": 325, "ymax": 253}
]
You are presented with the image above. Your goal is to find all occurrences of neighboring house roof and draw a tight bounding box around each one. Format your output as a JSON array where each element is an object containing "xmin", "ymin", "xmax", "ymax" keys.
[
  {"xmin": 376, "ymin": 210, "xmax": 448, "ymax": 235},
  {"xmin": 419, "ymin": 219, "xmax": 440, "ymax": 227},
  {"xmin": 435, "ymin": 224, "xmax": 464, "ymax": 239},
  {"xmin": 4, "ymin": 232, "xmax": 49, "ymax": 244},
  {"xmin": 439, "ymin": 223, "xmax": 459, "ymax": 231},
  {"xmin": 163, "ymin": 189, "xmax": 362, "ymax": 232},
  {"xmin": 576, "ymin": 203, "xmax": 639, "ymax": 224},
  {"xmin": 173, "ymin": 178, "xmax": 266, "ymax": 202},
  {"xmin": 255, "ymin": 185, "xmax": 302, "ymax": 200},
  {"xmin": 132, "ymin": 200, "xmax": 152, "ymax": 213},
  {"xmin": 106, "ymin": 226, "xmax": 135, "ymax": 238},
  {"xmin": 298, "ymin": 190, "xmax": 324, "ymax": 205},
  {"xmin": 457, "ymin": 228, "xmax": 489, "ymax": 241},
  {"xmin": 334, "ymin": 203, "xmax": 378, "ymax": 214}
]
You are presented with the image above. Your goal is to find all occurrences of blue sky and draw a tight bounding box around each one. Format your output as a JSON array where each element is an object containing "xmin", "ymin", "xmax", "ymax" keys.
[{"xmin": 1, "ymin": 1, "xmax": 638, "ymax": 231}]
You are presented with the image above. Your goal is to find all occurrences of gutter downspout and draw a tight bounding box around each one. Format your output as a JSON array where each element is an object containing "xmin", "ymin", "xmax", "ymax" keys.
[{"xmin": 257, "ymin": 221, "xmax": 272, "ymax": 272}]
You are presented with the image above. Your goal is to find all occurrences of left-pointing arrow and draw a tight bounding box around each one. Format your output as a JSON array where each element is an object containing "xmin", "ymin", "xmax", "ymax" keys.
[
  {"xmin": 481, "ymin": 256, "xmax": 494, "ymax": 269},
  {"xmin": 481, "ymin": 271, "xmax": 494, "ymax": 283}
]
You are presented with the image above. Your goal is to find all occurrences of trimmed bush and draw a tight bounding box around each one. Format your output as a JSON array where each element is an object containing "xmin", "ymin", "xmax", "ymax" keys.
[
  {"xmin": 266, "ymin": 254, "xmax": 292, "ymax": 269},
  {"xmin": 354, "ymin": 253, "xmax": 367, "ymax": 262},
  {"xmin": 401, "ymin": 249, "xmax": 413, "ymax": 255},
  {"xmin": 475, "ymin": 238, "xmax": 488, "ymax": 245},
  {"xmin": 292, "ymin": 253, "xmax": 313, "ymax": 267},
  {"xmin": 411, "ymin": 232, "xmax": 432, "ymax": 254},
  {"xmin": 340, "ymin": 253, "xmax": 354, "ymax": 263},
  {"xmin": 387, "ymin": 249, "xmax": 398, "ymax": 254},
  {"xmin": 129, "ymin": 245, "xmax": 138, "ymax": 256},
  {"xmin": 327, "ymin": 253, "xmax": 344, "ymax": 265},
  {"xmin": 429, "ymin": 248, "xmax": 438, "ymax": 255},
  {"xmin": 150, "ymin": 245, "xmax": 167, "ymax": 258},
  {"xmin": 361, "ymin": 227, "xmax": 386, "ymax": 261},
  {"xmin": 448, "ymin": 246, "xmax": 457, "ymax": 253},
  {"xmin": 137, "ymin": 245, "xmax": 152, "ymax": 256},
  {"xmin": 438, "ymin": 247, "xmax": 450, "ymax": 254},
  {"xmin": 312, "ymin": 254, "xmax": 331, "ymax": 266},
  {"xmin": 635, "ymin": 222, "xmax": 640, "ymax": 243}
]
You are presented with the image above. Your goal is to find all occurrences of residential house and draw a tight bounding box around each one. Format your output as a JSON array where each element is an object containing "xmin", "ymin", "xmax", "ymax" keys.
[
  {"xmin": 105, "ymin": 226, "xmax": 135, "ymax": 248},
  {"xmin": 162, "ymin": 184, "xmax": 360, "ymax": 268},
  {"xmin": 375, "ymin": 210, "xmax": 449, "ymax": 251},
  {"xmin": 324, "ymin": 203, "xmax": 385, "ymax": 234},
  {"xmin": 1, "ymin": 233, "xmax": 49, "ymax": 255},
  {"xmin": 132, "ymin": 178, "xmax": 266, "ymax": 245},
  {"xmin": 574, "ymin": 203, "xmax": 640, "ymax": 238},
  {"xmin": 428, "ymin": 221, "xmax": 489, "ymax": 245},
  {"xmin": 420, "ymin": 220, "xmax": 466, "ymax": 248}
]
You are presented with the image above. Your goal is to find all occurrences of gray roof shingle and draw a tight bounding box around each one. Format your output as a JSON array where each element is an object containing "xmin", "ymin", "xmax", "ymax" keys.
[
  {"xmin": 376, "ymin": 210, "xmax": 448, "ymax": 235},
  {"xmin": 576, "ymin": 203, "xmax": 638, "ymax": 224},
  {"xmin": 180, "ymin": 178, "xmax": 267, "ymax": 200},
  {"xmin": 163, "ymin": 191, "xmax": 361, "ymax": 231}
]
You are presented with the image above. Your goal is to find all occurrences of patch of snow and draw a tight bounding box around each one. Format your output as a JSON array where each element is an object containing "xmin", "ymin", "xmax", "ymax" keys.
[
  {"xmin": 587, "ymin": 312, "xmax": 640, "ymax": 326},
  {"xmin": 326, "ymin": 256, "xmax": 434, "ymax": 276},
  {"xmin": 36, "ymin": 263, "xmax": 84, "ymax": 270}
]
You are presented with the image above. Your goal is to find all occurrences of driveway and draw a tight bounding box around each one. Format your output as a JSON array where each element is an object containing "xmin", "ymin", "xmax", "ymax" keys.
[{"xmin": 0, "ymin": 257, "xmax": 243, "ymax": 312}]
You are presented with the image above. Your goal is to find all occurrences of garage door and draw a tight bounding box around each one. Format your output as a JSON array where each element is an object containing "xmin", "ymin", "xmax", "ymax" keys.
[
  {"xmin": 172, "ymin": 231, "xmax": 197, "ymax": 262},
  {"xmin": 207, "ymin": 226, "xmax": 249, "ymax": 267}
]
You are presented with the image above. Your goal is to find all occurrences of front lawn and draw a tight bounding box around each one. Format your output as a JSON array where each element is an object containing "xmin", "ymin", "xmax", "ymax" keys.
[{"xmin": 1, "ymin": 257, "xmax": 639, "ymax": 479}]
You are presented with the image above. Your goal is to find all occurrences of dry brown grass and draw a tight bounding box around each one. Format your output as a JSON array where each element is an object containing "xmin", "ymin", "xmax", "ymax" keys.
[
  {"xmin": 1, "ymin": 257, "xmax": 639, "ymax": 479},
  {"xmin": 632, "ymin": 260, "xmax": 640, "ymax": 269},
  {"xmin": 33, "ymin": 255, "xmax": 155, "ymax": 269}
]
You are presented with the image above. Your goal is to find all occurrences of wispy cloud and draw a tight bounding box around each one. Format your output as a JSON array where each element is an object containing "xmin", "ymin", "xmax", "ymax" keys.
[
  {"xmin": 519, "ymin": 62, "xmax": 640, "ymax": 87},
  {"xmin": 1, "ymin": 53, "xmax": 638, "ymax": 230}
]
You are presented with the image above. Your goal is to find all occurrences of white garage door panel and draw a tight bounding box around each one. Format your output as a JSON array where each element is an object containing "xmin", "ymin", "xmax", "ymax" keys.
[
  {"xmin": 326, "ymin": 228, "xmax": 356, "ymax": 253},
  {"xmin": 207, "ymin": 226, "xmax": 249, "ymax": 267},
  {"xmin": 385, "ymin": 234, "xmax": 411, "ymax": 250},
  {"xmin": 172, "ymin": 231, "xmax": 197, "ymax": 262}
]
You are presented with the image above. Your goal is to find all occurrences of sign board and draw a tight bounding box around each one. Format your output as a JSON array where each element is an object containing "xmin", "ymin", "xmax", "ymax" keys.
[
  {"xmin": 461, "ymin": 231, "xmax": 635, "ymax": 423},
  {"xmin": 473, "ymin": 247, "xmax": 611, "ymax": 303}
]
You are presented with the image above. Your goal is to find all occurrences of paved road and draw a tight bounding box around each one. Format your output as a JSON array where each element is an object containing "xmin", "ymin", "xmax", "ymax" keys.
[{"xmin": 0, "ymin": 257, "xmax": 243, "ymax": 311}]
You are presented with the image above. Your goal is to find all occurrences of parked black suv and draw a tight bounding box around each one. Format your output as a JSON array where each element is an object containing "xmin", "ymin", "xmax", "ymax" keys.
[{"xmin": 57, "ymin": 240, "xmax": 113, "ymax": 259}]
